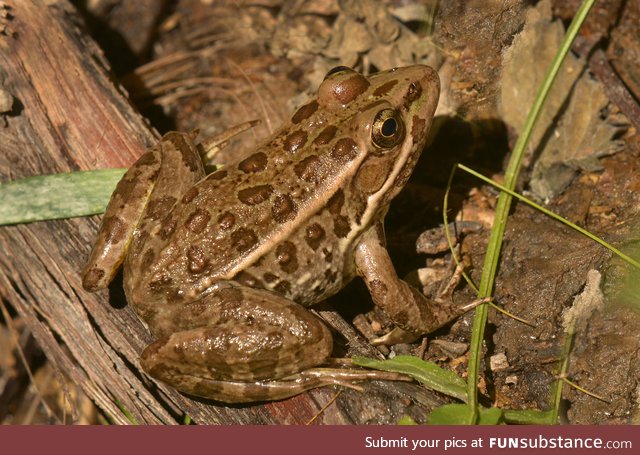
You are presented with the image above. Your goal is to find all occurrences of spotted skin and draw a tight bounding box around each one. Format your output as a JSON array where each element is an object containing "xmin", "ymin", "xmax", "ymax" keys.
[{"xmin": 82, "ymin": 65, "xmax": 449, "ymax": 403}]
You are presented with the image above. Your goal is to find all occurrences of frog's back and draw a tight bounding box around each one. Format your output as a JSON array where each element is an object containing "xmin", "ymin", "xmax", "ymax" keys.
[
  {"xmin": 129, "ymin": 113, "xmax": 365, "ymax": 305},
  {"xmin": 126, "ymin": 65, "xmax": 439, "ymax": 307}
]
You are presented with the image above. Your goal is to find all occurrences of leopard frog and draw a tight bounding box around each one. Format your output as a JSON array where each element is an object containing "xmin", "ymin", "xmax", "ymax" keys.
[{"xmin": 83, "ymin": 65, "xmax": 459, "ymax": 403}]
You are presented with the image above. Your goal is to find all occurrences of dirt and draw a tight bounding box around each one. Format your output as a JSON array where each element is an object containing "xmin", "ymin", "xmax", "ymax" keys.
[{"xmin": 2, "ymin": 0, "xmax": 639, "ymax": 424}]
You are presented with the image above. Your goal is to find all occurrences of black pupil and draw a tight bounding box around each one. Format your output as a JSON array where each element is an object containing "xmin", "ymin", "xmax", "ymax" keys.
[{"xmin": 381, "ymin": 118, "xmax": 397, "ymax": 136}]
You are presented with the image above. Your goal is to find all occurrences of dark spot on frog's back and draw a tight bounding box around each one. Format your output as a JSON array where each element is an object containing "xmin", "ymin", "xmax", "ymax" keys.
[
  {"xmin": 274, "ymin": 280, "xmax": 291, "ymax": 295},
  {"xmin": 294, "ymin": 155, "xmax": 321, "ymax": 183},
  {"xmin": 159, "ymin": 218, "xmax": 177, "ymax": 240},
  {"xmin": 333, "ymin": 74, "xmax": 370, "ymax": 104},
  {"xmin": 206, "ymin": 169, "xmax": 227, "ymax": 181},
  {"xmin": 373, "ymin": 79, "xmax": 398, "ymax": 97},
  {"xmin": 187, "ymin": 245, "xmax": 209, "ymax": 274},
  {"xmin": 313, "ymin": 125, "xmax": 337, "ymax": 145},
  {"xmin": 185, "ymin": 208, "xmax": 211, "ymax": 234},
  {"xmin": 130, "ymin": 230, "xmax": 148, "ymax": 255},
  {"xmin": 146, "ymin": 196, "xmax": 177, "ymax": 221},
  {"xmin": 276, "ymin": 241, "xmax": 298, "ymax": 273},
  {"xmin": 326, "ymin": 189, "xmax": 344, "ymax": 214},
  {"xmin": 181, "ymin": 187, "xmax": 199, "ymax": 203},
  {"xmin": 231, "ymin": 228, "xmax": 258, "ymax": 253},
  {"xmin": 411, "ymin": 115, "xmax": 427, "ymax": 144},
  {"xmin": 263, "ymin": 272, "xmax": 278, "ymax": 284},
  {"xmin": 305, "ymin": 223, "xmax": 325, "ymax": 250},
  {"xmin": 238, "ymin": 184, "xmax": 273, "ymax": 205},
  {"xmin": 234, "ymin": 271, "xmax": 263, "ymax": 289},
  {"xmin": 272, "ymin": 194, "xmax": 297, "ymax": 223},
  {"xmin": 283, "ymin": 130, "xmax": 308, "ymax": 154},
  {"xmin": 333, "ymin": 215, "xmax": 351, "ymax": 238},
  {"xmin": 112, "ymin": 175, "xmax": 139, "ymax": 201},
  {"xmin": 103, "ymin": 216, "xmax": 127, "ymax": 244},
  {"xmin": 291, "ymin": 100, "xmax": 318, "ymax": 124},
  {"xmin": 217, "ymin": 211, "xmax": 236, "ymax": 230},
  {"xmin": 238, "ymin": 152, "xmax": 268, "ymax": 173},
  {"xmin": 331, "ymin": 138, "xmax": 358, "ymax": 161}
]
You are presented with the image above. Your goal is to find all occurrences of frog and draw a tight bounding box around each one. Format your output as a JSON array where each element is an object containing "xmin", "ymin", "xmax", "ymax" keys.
[{"xmin": 82, "ymin": 65, "xmax": 469, "ymax": 403}]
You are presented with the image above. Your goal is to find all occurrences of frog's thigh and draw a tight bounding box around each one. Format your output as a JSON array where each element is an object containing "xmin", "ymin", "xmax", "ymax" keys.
[
  {"xmin": 83, "ymin": 132, "xmax": 205, "ymax": 291},
  {"xmin": 355, "ymin": 225, "xmax": 462, "ymax": 338},
  {"xmin": 140, "ymin": 283, "xmax": 333, "ymax": 400}
]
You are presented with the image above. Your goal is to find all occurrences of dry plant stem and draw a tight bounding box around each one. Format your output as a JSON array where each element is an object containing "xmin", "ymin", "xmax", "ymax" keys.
[{"xmin": 0, "ymin": 298, "xmax": 58, "ymax": 423}]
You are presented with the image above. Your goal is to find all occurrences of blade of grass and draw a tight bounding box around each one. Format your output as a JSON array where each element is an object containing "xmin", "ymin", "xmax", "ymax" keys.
[
  {"xmin": 0, "ymin": 169, "xmax": 126, "ymax": 225},
  {"xmin": 465, "ymin": 0, "xmax": 596, "ymax": 423},
  {"xmin": 353, "ymin": 355, "xmax": 468, "ymax": 402}
]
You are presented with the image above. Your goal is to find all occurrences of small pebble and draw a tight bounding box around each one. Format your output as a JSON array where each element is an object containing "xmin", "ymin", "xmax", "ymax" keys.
[{"xmin": 490, "ymin": 352, "xmax": 509, "ymax": 371}]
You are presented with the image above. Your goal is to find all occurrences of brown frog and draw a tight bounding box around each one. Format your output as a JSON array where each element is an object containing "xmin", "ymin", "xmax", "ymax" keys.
[{"xmin": 83, "ymin": 65, "xmax": 466, "ymax": 403}]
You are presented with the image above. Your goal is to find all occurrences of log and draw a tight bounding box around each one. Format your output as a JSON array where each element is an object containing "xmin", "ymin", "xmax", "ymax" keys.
[{"xmin": 0, "ymin": 0, "xmax": 435, "ymax": 424}]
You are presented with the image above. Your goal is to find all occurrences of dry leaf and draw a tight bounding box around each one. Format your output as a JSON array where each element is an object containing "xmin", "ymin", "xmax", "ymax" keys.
[{"xmin": 500, "ymin": 0, "xmax": 627, "ymax": 199}]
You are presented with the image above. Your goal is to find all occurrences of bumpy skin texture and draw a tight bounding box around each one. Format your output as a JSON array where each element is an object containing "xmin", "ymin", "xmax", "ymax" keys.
[{"xmin": 83, "ymin": 66, "xmax": 443, "ymax": 403}]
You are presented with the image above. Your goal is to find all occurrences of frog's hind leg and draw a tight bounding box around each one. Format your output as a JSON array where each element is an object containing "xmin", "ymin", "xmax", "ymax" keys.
[
  {"xmin": 139, "ymin": 282, "xmax": 335, "ymax": 402},
  {"xmin": 82, "ymin": 131, "xmax": 204, "ymax": 291}
]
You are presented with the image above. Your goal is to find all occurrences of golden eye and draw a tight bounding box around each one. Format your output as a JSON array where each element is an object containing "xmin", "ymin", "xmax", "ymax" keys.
[{"xmin": 371, "ymin": 109, "xmax": 405, "ymax": 149}]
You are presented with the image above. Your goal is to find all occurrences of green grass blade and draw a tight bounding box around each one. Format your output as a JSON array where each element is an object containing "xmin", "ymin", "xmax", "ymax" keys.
[
  {"xmin": 466, "ymin": 0, "xmax": 596, "ymax": 422},
  {"xmin": 428, "ymin": 404, "xmax": 503, "ymax": 425},
  {"xmin": 397, "ymin": 415, "xmax": 418, "ymax": 425},
  {"xmin": 503, "ymin": 409, "xmax": 555, "ymax": 425},
  {"xmin": 427, "ymin": 403, "xmax": 474, "ymax": 425},
  {"xmin": 0, "ymin": 169, "xmax": 125, "ymax": 225},
  {"xmin": 353, "ymin": 355, "xmax": 468, "ymax": 402}
]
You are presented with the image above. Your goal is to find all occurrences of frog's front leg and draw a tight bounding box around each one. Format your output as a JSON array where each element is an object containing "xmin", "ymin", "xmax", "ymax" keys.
[
  {"xmin": 355, "ymin": 224, "xmax": 474, "ymax": 345},
  {"xmin": 140, "ymin": 282, "xmax": 338, "ymax": 403}
]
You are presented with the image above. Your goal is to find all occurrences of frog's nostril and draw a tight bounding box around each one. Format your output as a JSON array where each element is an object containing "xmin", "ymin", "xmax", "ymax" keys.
[{"xmin": 406, "ymin": 82, "xmax": 422, "ymax": 103}]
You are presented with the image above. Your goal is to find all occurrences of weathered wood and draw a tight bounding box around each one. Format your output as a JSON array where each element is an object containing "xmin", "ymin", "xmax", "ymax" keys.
[{"xmin": 0, "ymin": 0, "xmax": 432, "ymax": 424}]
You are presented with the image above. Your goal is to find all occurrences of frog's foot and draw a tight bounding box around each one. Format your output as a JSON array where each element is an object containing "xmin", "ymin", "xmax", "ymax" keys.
[
  {"xmin": 139, "ymin": 283, "xmax": 337, "ymax": 402},
  {"xmin": 149, "ymin": 367, "xmax": 412, "ymax": 404}
]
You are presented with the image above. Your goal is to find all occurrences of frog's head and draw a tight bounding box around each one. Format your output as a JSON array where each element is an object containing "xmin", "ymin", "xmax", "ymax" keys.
[{"xmin": 314, "ymin": 65, "xmax": 440, "ymax": 228}]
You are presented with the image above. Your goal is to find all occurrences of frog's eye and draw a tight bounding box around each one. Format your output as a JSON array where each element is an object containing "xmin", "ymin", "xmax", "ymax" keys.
[
  {"xmin": 324, "ymin": 66, "xmax": 352, "ymax": 79},
  {"xmin": 371, "ymin": 109, "xmax": 405, "ymax": 149}
]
